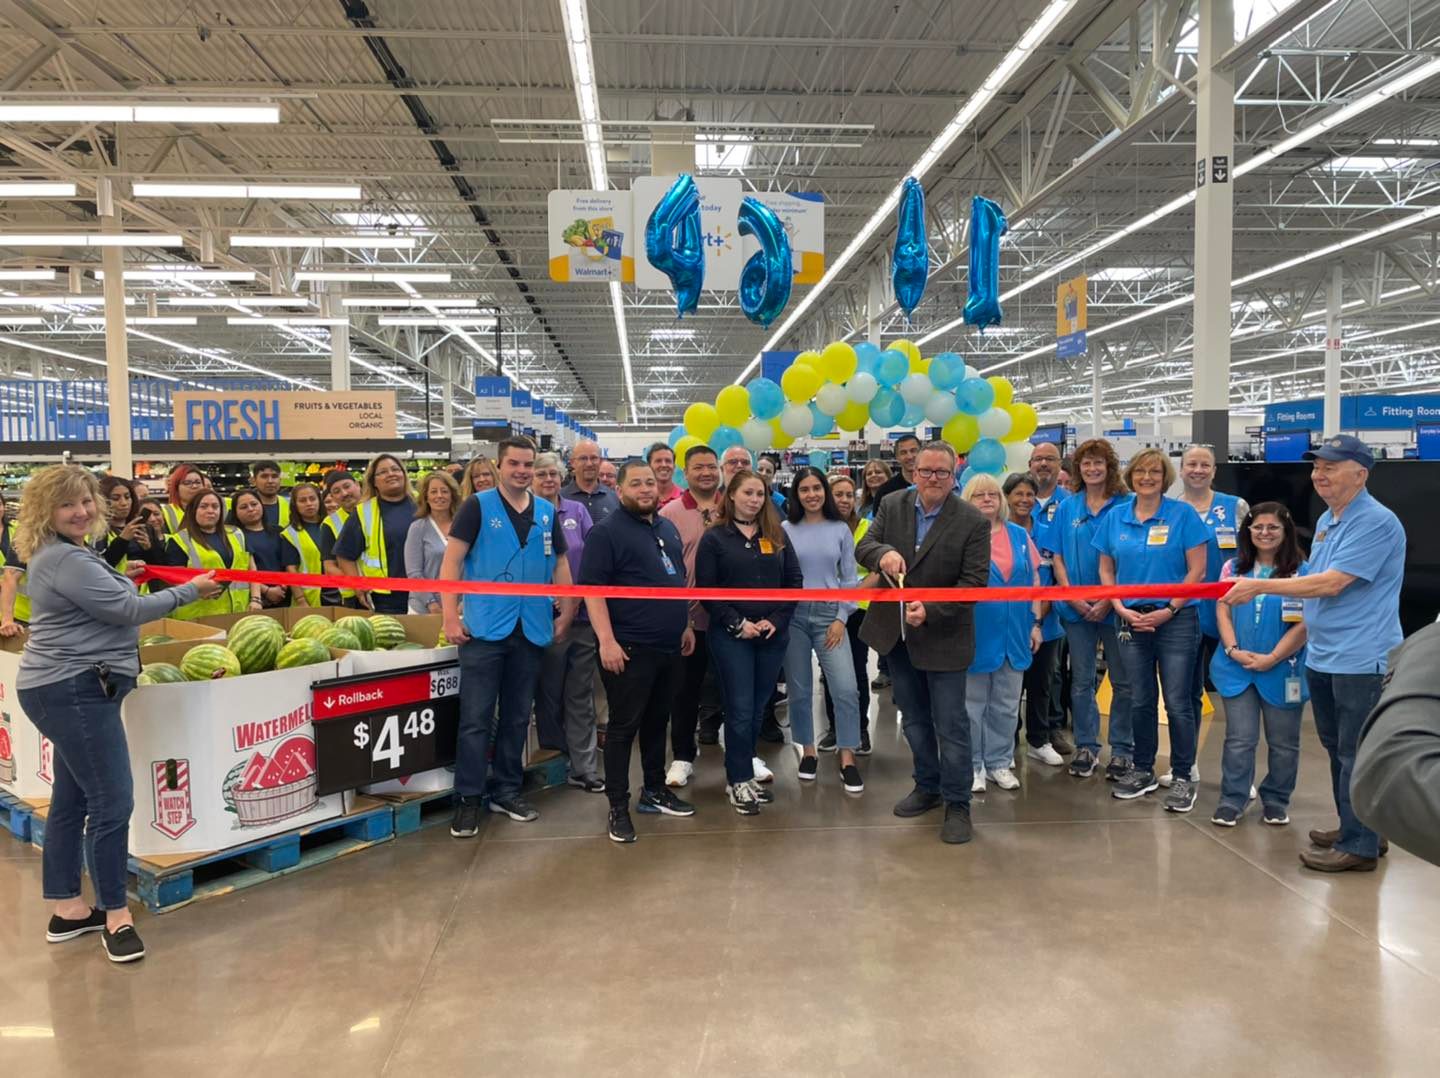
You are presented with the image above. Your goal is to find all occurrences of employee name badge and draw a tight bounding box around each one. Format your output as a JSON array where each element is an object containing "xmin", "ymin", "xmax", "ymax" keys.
[
  {"xmin": 1285, "ymin": 676, "xmax": 1303, "ymax": 704},
  {"xmin": 1215, "ymin": 526, "xmax": 1237, "ymax": 549},
  {"xmin": 1146, "ymin": 524, "xmax": 1170, "ymax": 547},
  {"xmin": 542, "ymin": 526, "xmax": 554, "ymax": 557},
  {"xmin": 758, "ymin": 538, "xmax": 775, "ymax": 555},
  {"xmin": 1281, "ymin": 598, "xmax": 1304, "ymax": 623},
  {"xmin": 658, "ymin": 541, "xmax": 677, "ymax": 576}
]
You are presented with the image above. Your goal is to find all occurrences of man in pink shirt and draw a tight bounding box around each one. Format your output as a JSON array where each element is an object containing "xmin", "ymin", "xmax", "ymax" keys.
[{"xmin": 648, "ymin": 443, "xmax": 681, "ymax": 507}]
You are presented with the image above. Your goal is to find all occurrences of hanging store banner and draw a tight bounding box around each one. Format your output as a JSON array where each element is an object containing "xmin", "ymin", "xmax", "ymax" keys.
[
  {"xmin": 1056, "ymin": 274, "xmax": 1088, "ymax": 359},
  {"xmin": 547, "ymin": 189, "xmax": 635, "ymax": 283},
  {"xmin": 1264, "ymin": 394, "xmax": 1440, "ymax": 431},
  {"xmin": 743, "ymin": 191, "xmax": 826, "ymax": 285},
  {"xmin": 173, "ymin": 390, "xmax": 396, "ymax": 441},
  {"xmin": 633, "ymin": 175, "xmax": 744, "ymax": 291}
]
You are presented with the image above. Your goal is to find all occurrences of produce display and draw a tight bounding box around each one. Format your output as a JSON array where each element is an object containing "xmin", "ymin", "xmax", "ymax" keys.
[
  {"xmin": 275, "ymin": 637, "xmax": 332, "ymax": 669},
  {"xmin": 136, "ymin": 662, "xmax": 185, "ymax": 685},
  {"xmin": 139, "ymin": 634, "xmax": 175, "ymax": 647},
  {"xmin": 334, "ymin": 615, "xmax": 376, "ymax": 651},
  {"xmin": 227, "ymin": 615, "xmax": 286, "ymax": 674},
  {"xmin": 319, "ymin": 627, "xmax": 361, "ymax": 650},
  {"xmin": 180, "ymin": 644, "xmax": 243, "ymax": 682},
  {"xmin": 368, "ymin": 614, "xmax": 407, "ymax": 650},
  {"xmin": 290, "ymin": 614, "xmax": 332, "ymax": 641}
]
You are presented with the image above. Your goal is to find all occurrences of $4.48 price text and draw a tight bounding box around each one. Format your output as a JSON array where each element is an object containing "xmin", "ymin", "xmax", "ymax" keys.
[{"xmin": 353, "ymin": 707, "xmax": 436, "ymax": 770}]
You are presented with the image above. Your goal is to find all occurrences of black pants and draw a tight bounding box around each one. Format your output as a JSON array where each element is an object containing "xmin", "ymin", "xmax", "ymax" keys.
[
  {"xmin": 1023, "ymin": 637, "xmax": 1063, "ymax": 747},
  {"xmin": 669, "ymin": 630, "xmax": 709, "ymax": 763},
  {"xmin": 600, "ymin": 643, "xmax": 677, "ymax": 808},
  {"xmin": 823, "ymin": 609, "xmax": 871, "ymax": 739}
]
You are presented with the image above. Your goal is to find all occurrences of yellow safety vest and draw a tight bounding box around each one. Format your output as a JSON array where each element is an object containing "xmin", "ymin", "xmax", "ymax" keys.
[
  {"xmin": 354, "ymin": 498, "xmax": 394, "ymax": 594},
  {"xmin": 853, "ymin": 516, "xmax": 872, "ymax": 612},
  {"xmin": 265, "ymin": 498, "xmax": 291, "ymax": 527},
  {"xmin": 163, "ymin": 496, "xmax": 231, "ymax": 534},
  {"xmin": 103, "ymin": 530, "xmax": 149, "ymax": 595},
  {"xmin": 283, "ymin": 522, "xmax": 324, "ymax": 606},
  {"xmin": 172, "ymin": 527, "xmax": 252, "ymax": 620},
  {"xmin": 1, "ymin": 522, "xmax": 29, "ymax": 622},
  {"xmin": 322, "ymin": 508, "xmax": 355, "ymax": 601}
]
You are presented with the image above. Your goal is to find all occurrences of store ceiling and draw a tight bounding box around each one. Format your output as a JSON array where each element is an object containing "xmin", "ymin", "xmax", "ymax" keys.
[{"xmin": 0, "ymin": 0, "xmax": 1438, "ymax": 434}]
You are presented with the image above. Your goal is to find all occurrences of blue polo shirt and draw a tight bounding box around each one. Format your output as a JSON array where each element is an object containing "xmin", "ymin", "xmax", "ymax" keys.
[
  {"xmin": 1303, "ymin": 488, "xmax": 1405, "ymax": 674},
  {"xmin": 1092, "ymin": 495, "xmax": 1209, "ymax": 608},
  {"xmin": 914, "ymin": 496, "xmax": 946, "ymax": 547},
  {"xmin": 577, "ymin": 505, "xmax": 688, "ymax": 653},
  {"xmin": 1040, "ymin": 491, "xmax": 1127, "ymax": 624}
]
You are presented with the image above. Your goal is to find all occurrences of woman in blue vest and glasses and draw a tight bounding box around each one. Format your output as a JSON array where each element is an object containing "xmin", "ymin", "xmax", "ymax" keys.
[{"xmin": 1209, "ymin": 503, "xmax": 1308, "ymax": 827}]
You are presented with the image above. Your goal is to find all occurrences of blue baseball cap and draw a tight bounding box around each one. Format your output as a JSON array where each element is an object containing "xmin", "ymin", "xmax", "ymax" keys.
[{"xmin": 1304, "ymin": 434, "xmax": 1374, "ymax": 469}]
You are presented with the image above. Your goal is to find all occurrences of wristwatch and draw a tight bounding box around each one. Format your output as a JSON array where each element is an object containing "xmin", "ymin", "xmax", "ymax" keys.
[
  {"xmin": 1224, "ymin": 644, "xmax": 1238, "ymax": 657},
  {"xmin": 1167, "ymin": 602, "xmax": 1183, "ymax": 615}
]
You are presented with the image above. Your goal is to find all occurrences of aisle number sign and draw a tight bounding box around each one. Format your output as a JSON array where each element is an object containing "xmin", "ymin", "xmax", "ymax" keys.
[
  {"xmin": 1056, "ymin": 274, "xmax": 1087, "ymax": 359},
  {"xmin": 174, "ymin": 390, "xmax": 397, "ymax": 440}
]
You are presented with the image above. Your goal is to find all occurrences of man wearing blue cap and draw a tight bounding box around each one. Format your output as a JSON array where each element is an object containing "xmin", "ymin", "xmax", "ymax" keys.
[{"xmin": 1224, "ymin": 434, "xmax": 1405, "ymax": 872}]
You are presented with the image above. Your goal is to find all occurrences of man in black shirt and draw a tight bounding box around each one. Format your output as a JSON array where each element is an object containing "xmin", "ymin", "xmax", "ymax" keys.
[
  {"xmin": 252, "ymin": 460, "xmax": 288, "ymax": 527},
  {"xmin": 580, "ymin": 460, "xmax": 694, "ymax": 843},
  {"xmin": 875, "ymin": 433, "xmax": 921, "ymax": 500}
]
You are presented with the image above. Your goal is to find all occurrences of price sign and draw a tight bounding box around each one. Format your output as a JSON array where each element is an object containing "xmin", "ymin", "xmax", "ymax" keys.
[{"xmin": 311, "ymin": 661, "xmax": 461, "ymax": 795}]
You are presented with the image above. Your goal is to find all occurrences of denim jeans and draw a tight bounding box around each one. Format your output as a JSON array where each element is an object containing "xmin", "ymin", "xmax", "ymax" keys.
[
  {"xmin": 887, "ymin": 640, "xmax": 972, "ymax": 807},
  {"xmin": 967, "ymin": 662, "xmax": 1025, "ymax": 771},
  {"xmin": 453, "ymin": 629, "xmax": 543, "ymax": 800},
  {"xmin": 536, "ymin": 623, "xmax": 600, "ymax": 782},
  {"xmin": 1308, "ymin": 669, "xmax": 1384, "ymax": 859},
  {"xmin": 1218, "ymin": 686, "xmax": 1301, "ymax": 812},
  {"xmin": 823, "ymin": 608, "xmax": 871, "ymax": 740},
  {"xmin": 1064, "ymin": 619, "xmax": 1134, "ymax": 758},
  {"xmin": 18, "ymin": 670, "xmax": 137, "ymax": 911},
  {"xmin": 599, "ymin": 644, "xmax": 676, "ymax": 808},
  {"xmin": 784, "ymin": 602, "xmax": 861, "ymax": 751},
  {"xmin": 708, "ymin": 628, "xmax": 788, "ymax": 785},
  {"xmin": 1119, "ymin": 606, "xmax": 1200, "ymax": 775}
]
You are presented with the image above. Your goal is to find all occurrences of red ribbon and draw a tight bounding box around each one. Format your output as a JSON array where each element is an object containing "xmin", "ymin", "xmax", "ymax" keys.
[{"xmin": 139, "ymin": 563, "xmax": 1232, "ymax": 605}]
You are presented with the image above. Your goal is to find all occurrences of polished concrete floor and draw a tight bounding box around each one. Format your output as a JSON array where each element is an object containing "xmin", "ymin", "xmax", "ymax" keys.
[{"xmin": 4, "ymin": 688, "xmax": 1440, "ymax": 1078}]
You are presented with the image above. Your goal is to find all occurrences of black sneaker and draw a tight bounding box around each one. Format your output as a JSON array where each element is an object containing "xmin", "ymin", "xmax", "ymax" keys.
[
  {"xmin": 1112, "ymin": 768, "xmax": 1159, "ymax": 800},
  {"xmin": 47, "ymin": 907, "xmax": 106, "ymax": 943},
  {"xmin": 101, "ymin": 924, "xmax": 146, "ymax": 964},
  {"xmin": 608, "ymin": 806, "xmax": 637, "ymax": 843},
  {"xmin": 1068, "ymin": 748, "xmax": 1099, "ymax": 778},
  {"xmin": 941, "ymin": 803, "xmax": 973, "ymax": 844},
  {"xmin": 797, "ymin": 755, "xmax": 819, "ymax": 781},
  {"xmin": 817, "ymin": 730, "xmax": 838, "ymax": 753},
  {"xmin": 857, "ymin": 733, "xmax": 872, "ymax": 756},
  {"xmin": 1105, "ymin": 755, "xmax": 1133, "ymax": 782},
  {"xmin": 1049, "ymin": 729, "xmax": 1075, "ymax": 755},
  {"xmin": 1262, "ymin": 804, "xmax": 1290, "ymax": 826},
  {"xmin": 1211, "ymin": 804, "xmax": 1241, "ymax": 827},
  {"xmin": 840, "ymin": 762, "xmax": 864, "ymax": 794},
  {"xmin": 728, "ymin": 782, "xmax": 760, "ymax": 816},
  {"xmin": 488, "ymin": 795, "xmax": 539, "ymax": 822},
  {"xmin": 1162, "ymin": 778, "xmax": 1198, "ymax": 814},
  {"xmin": 637, "ymin": 787, "xmax": 696, "ymax": 817},
  {"xmin": 450, "ymin": 796, "xmax": 482, "ymax": 837},
  {"xmin": 758, "ymin": 720, "xmax": 785, "ymax": 744},
  {"xmin": 871, "ymin": 674, "xmax": 891, "ymax": 690},
  {"xmin": 893, "ymin": 786, "xmax": 943, "ymax": 817},
  {"xmin": 567, "ymin": 774, "xmax": 605, "ymax": 793},
  {"xmin": 748, "ymin": 780, "xmax": 775, "ymax": 803}
]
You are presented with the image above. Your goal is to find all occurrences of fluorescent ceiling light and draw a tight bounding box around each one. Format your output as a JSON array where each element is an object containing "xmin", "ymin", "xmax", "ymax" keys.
[
  {"xmin": 229, "ymin": 234, "xmax": 416, "ymax": 249},
  {"xmin": 648, "ymin": 327, "xmax": 696, "ymax": 340},
  {"xmin": 74, "ymin": 316, "xmax": 197, "ymax": 326},
  {"xmin": 294, "ymin": 270, "xmax": 450, "ymax": 283},
  {"xmin": 0, "ymin": 181, "xmax": 77, "ymax": 197},
  {"xmin": 133, "ymin": 182, "xmax": 361, "ymax": 199},
  {"xmin": 0, "ymin": 103, "xmax": 279, "ymax": 124},
  {"xmin": 0, "ymin": 333, "xmax": 177, "ymax": 380},
  {"xmin": 0, "ymin": 315, "xmax": 44, "ymax": 325},
  {"xmin": 1375, "ymin": 136, "xmax": 1440, "ymax": 147},
  {"xmin": 1089, "ymin": 267, "xmax": 1163, "ymax": 282},
  {"xmin": 342, "ymin": 296, "xmax": 478, "ymax": 308},
  {"xmin": 0, "ymin": 294, "xmax": 132, "ymax": 306},
  {"xmin": 94, "ymin": 269, "xmax": 256, "ymax": 282},
  {"xmin": 226, "ymin": 316, "xmax": 348, "ymax": 327},
  {"xmin": 376, "ymin": 316, "xmax": 497, "ymax": 327},
  {"xmin": 0, "ymin": 269, "xmax": 56, "ymax": 281},
  {"xmin": 1234, "ymin": 203, "xmax": 1440, "ymax": 286},
  {"xmin": 0, "ymin": 233, "xmax": 183, "ymax": 248},
  {"xmin": 163, "ymin": 295, "xmax": 308, "ymax": 307}
]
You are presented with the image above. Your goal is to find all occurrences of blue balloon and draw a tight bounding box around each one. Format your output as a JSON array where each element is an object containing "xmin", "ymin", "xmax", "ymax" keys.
[
  {"xmin": 645, "ymin": 173, "xmax": 705, "ymax": 318},
  {"xmin": 737, "ymin": 196, "xmax": 793, "ymax": 328},
  {"xmin": 808, "ymin": 402, "xmax": 836, "ymax": 438},
  {"xmin": 667, "ymin": 423, "xmax": 687, "ymax": 449},
  {"xmin": 710, "ymin": 424, "xmax": 743, "ymax": 455},
  {"xmin": 877, "ymin": 348, "xmax": 909, "ymax": 385},
  {"xmin": 892, "ymin": 176, "xmax": 929, "ymax": 320},
  {"xmin": 964, "ymin": 195, "xmax": 1008, "ymax": 332},
  {"xmin": 868, "ymin": 387, "xmax": 905, "ymax": 427},
  {"xmin": 808, "ymin": 450, "xmax": 830, "ymax": 471},
  {"xmin": 853, "ymin": 341, "xmax": 883, "ymax": 378},
  {"xmin": 673, "ymin": 470, "xmax": 689, "ymax": 491},
  {"xmin": 955, "ymin": 376, "xmax": 996, "ymax": 415},
  {"xmin": 900, "ymin": 402, "xmax": 926, "ymax": 428},
  {"xmin": 958, "ymin": 466, "xmax": 979, "ymax": 490},
  {"xmin": 968, "ymin": 437, "xmax": 1007, "ymax": 474},
  {"xmin": 929, "ymin": 351, "xmax": 966, "ymax": 391},
  {"xmin": 746, "ymin": 376, "xmax": 785, "ymax": 421}
]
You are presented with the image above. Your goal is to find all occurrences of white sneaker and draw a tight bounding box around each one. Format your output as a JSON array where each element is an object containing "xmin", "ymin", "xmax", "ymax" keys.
[
  {"xmin": 1160, "ymin": 766, "xmax": 1200, "ymax": 788},
  {"xmin": 751, "ymin": 756, "xmax": 774, "ymax": 783},
  {"xmin": 987, "ymin": 767, "xmax": 1021, "ymax": 790},
  {"xmin": 972, "ymin": 767, "xmax": 986, "ymax": 793},
  {"xmin": 665, "ymin": 760, "xmax": 693, "ymax": 788},
  {"xmin": 1026, "ymin": 743, "xmax": 1065, "ymax": 767}
]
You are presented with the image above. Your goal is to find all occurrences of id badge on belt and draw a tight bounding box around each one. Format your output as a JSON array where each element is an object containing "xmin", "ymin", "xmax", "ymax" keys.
[{"xmin": 1285, "ymin": 659, "xmax": 1302, "ymax": 704}]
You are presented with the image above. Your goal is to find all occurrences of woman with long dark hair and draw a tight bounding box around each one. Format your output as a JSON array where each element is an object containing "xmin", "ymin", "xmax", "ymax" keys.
[
  {"xmin": 282, "ymin": 482, "xmax": 327, "ymax": 607},
  {"xmin": 229, "ymin": 488, "xmax": 299, "ymax": 608},
  {"xmin": 860, "ymin": 459, "xmax": 893, "ymax": 519},
  {"xmin": 162, "ymin": 490, "xmax": 261, "ymax": 618},
  {"xmin": 331, "ymin": 454, "xmax": 417, "ymax": 614}
]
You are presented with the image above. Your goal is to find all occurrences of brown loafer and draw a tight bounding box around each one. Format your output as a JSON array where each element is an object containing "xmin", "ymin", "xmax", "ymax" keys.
[
  {"xmin": 1308, "ymin": 828, "xmax": 1388, "ymax": 856},
  {"xmin": 1299, "ymin": 848, "xmax": 1378, "ymax": 873}
]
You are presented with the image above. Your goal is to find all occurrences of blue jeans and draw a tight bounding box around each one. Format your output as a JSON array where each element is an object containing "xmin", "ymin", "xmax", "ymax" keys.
[
  {"xmin": 887, "ymin": 640, "xmax": 972, "ymax": 807},
  {"xmin": 784, "ymin": 602, "xmax": 861, "ymax": 751},
  {"xmin": 18, "ymin": 670, "xmax": 137, "ymax": 911},
  {"xmin": 708, "ymin": 628, "xmax": 789, "ymax": 784},
  {"xmin": 453, "ymin": 630, "xmax": 543, "ymax": 800},
  {"xmin": 967, "ymin": 663, "xmax": 1025, "ymax": 771},
  {"xmin": 1064, "ymin": 619, "xmax": 1134, "ymax": 758},
  {"xmin": 1218, "ymin": 686, "xmax": 1301, "ymax": 812},
  {"xmin": 1308, "ymin": 669, "xmax": 1384, "ymax": 859},
  {"xmin": 1119, "ymin": 605, "xmax": 1200, "ymax": 775}
]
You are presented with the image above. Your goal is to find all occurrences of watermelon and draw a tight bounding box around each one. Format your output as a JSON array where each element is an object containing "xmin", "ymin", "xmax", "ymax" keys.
[
  {"xmin": 291, "ymin": 614, "xmax": 332, "ymax": 641},
  {"xmin": 368, "ymin": 614, "xmax": 407, "ymax": 650},
  {"xmin": 227, "ymin": 615, "xmax": 286, "ymax": 674},
  {"xmin": 181, "ymin": 643, "xmax": 242, "ymax": 681},
  {"xmin": 137, "ymin": 662, "xmax": 185, "ymax": 685},
  {"xmin": 237, "ymin": 751, "xmax": 268, "ymax": 792},
  {"xmin": 319, "ymin": 627, "xmax": 361, "ymax": 650},
  {"xmin": 139, "ymin": 633, "xmax": 175, "ymax": 647},
  {"xmin": 275, "ymin": 637, "xmax": 332, "ymax": 670},
  {"xmin": 335, "ymin": 615, "xmax": 376, "ymax": 650},
  {"xmin": 394, "ymin": 642, "xmax": 425, "ymax": 651}
]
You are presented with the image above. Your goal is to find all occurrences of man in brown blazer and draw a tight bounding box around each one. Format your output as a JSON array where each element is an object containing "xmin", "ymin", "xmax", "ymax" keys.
[{"xmin": 857, "ymin": 442, "xmax": 991, "ymax": 844}]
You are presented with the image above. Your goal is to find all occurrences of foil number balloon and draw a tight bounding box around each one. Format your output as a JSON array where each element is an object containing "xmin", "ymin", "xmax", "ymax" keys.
[
  {"xmin": 645, "ymin": 173, "xmax": 705, "ymax": 318},
  {"xmin": 964, "ymin": 195, "xmax": 1008, "ymax": 332},
  {"xmin": 892, "ymin": 177, "xmax": 929, "ymax": 320},
  {"xmin": 737, "ymin": 196, "xmax": 793, "ymax": 328}
]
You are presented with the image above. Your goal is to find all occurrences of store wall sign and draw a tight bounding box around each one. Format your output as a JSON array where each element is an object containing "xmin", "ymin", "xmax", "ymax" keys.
[
  {"xmin": 743, "ymin": 190, "xmax": 826, "ymax": 284},
  {"xmin": 173, "ymin": 390, "xmax": 397, "ymax": 440},
  {"xmin": 1264, "ymin": 394, "xmax": 1440, "ymax": 431}
]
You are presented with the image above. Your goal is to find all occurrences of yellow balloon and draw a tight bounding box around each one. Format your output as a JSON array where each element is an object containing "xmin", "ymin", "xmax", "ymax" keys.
[
  {"xmin": 792, "ymin": 349, "xmax": 822, "ymax": 371},
  {"xmin": 909, "ymin": 354, "xmax": 930, "ymax": 375},
  {"xmin": 769, "ymin": 418, "xmax": 795, "ymax": 449},
  {"xmin": 892, "ymin": 339, "xmax": 921, "ymax": 367},
  {"xmin": 781, "ymin": 363, "xmax": 823, "ymax": 403},
  {"xmin": 987, "ymin": 376, "xmax": 1014, "ymax": 409},
  {"xmin": 820, "ymin": 341, "xmax": 858, "ymax": 384},
  {"xmin": 715, "ymin": 384, "xmax": 751, "ymax": 428},
  {"xmin": 835, "ymin": 400, "xmax": 871, "ymax": 432},
  {"xmin": 942, "ymin": 412, "xmax": 980, "ymax": 453},
  {"xmin": 684, "ymin": 401, "xmax": 720, "ymax": 440},
  {"xmin": 1003, "ymin": 401, "xmax": 1038, "ymax": 443},
  {"xmin": 674, "ymin": 435, "xmax": 702, "ymax": 466}
]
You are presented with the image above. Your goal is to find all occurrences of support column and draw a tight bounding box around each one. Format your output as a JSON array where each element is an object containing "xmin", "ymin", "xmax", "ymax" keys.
[
  {"xmin": 329, "ymin": 283, "xmax": 351, "ymax": 390},
  {"xmin": 1091, "ymin": 352, "xmax": 1102, "ymax": 438},
  {"xmin": 1191, "ymin": 0, "xmax": 1235, "ymax": 453},
  {"xmin": 441, "ymin": 344, "xmax": 455, "ymax": 438},
  {"xmin": 99, "ymin": 179, "xmax": 133, "ymax": 478},
  {"xmin": 1323, "ymin": 264, "xmax": 1343, "ymax": 436}
]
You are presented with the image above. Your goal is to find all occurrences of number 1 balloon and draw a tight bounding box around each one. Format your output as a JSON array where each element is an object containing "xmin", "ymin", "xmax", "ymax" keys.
[
  {"xmin": 645, "ymin": 173, "xmax": 705, "ymax": 318},
  {"xmin": 892, "ymin": 177, "xmax": 929, "ymax": 321},
  {"xmin": 737, "ymin": 195, "xmax": 793, "ymax": 328},
  {"xmin": 964, "ymin": 195, "xmax": 1008, "ymax": 332}
]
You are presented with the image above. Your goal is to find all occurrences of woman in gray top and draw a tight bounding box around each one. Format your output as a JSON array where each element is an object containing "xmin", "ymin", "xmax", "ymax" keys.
[
  {"xmin": 13, "ymin": 466, "xmax": 219, "ymax": 964},
  {"xmin": 404, "ymin": 470, "xmax": 460, "ymax": 614}
]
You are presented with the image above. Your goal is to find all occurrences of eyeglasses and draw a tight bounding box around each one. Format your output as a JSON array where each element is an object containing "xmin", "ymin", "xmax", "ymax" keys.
[
  {"xmin": 1249, "ymin": 523, "xmax": 1284, "ymax": 533},
  {"xmin": 179, "ymin": 477, "xmax": 205, "ymax": 487},
  {"xmin": 915, "ymin": 468, "xmax": 952, "ymax": 480}
]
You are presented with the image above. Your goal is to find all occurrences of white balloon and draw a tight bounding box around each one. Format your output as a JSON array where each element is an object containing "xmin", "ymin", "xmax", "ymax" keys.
[
  {"xmin": 779, "ymin": 402, "xmax": 812, "ymax": 438},
  {"xmin": 815, "ymin": 382, "xmax": 848, "ymax": 416},
  {"xmin": 923, "ymin": 389, "xmax": 958, "ymax": 425},
  {"xmin": 977, "ymin": 407, "xmax": 1012, "ymax": 439},
  {"xmin": 846, "ymin": 371, "xmax": 879, "ymax": 404},
  {"xmin": 964, "ymin": 363, "xmax": 980, "ymax": 382},
  {"xmin": 741, "ymin": 417, "xmax": 772, "ymax": 452},
  {"xmin": 1005, "ymin": 441, "xmax": 1033, "ymax": 475},
  {"xmin": 899, "ymin": 373, "xmax": 933, "ymax": 406}
]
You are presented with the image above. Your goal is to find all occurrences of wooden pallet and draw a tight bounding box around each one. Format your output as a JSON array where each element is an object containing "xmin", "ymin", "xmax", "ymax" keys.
[{"xmin": 0, "ymin": 789, "xmax": 46, "ymax": 844}]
